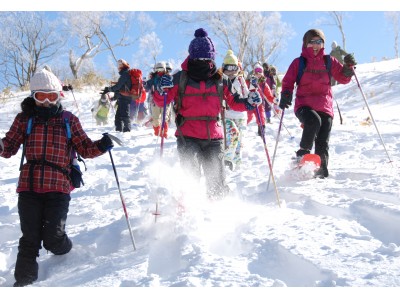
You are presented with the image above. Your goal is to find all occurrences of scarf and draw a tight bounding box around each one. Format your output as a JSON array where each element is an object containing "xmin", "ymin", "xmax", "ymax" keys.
[{"xmin": 187, "ymin": 59, "xmax": 217, "ymax": 82}]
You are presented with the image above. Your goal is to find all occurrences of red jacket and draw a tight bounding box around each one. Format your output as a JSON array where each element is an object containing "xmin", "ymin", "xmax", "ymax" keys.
[
  {"xmin": 282, "ymin": 46, "xmax": 351, "ymax": 118},
  {"xmin": 1, "ymin": 110, "xmax": 104, "ymax": 194},
  {"xmin": 152, "ymin": 58, "xmax": 250, "ymax": 140}
]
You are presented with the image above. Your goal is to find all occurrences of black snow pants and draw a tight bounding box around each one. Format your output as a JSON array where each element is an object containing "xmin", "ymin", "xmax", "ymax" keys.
[
  {"xmin": 114, "ymin": 97, "xmax": 131, "ymax": 132},
  {"xmin": 295, "ymin": 106, "xmax": 333, "ymax": 177},
  {"xmin": 14, "ymin": 191, "xmax": 72, "ymax": 284},
  {"xmin": 177, "ymin": 136, "xmax": 229, "ymax": 200}
]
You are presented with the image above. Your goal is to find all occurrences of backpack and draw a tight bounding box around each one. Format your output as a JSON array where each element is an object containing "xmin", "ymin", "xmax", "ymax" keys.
[
  {"xmin": 20, "ymin": 111, "xmax": 87, "ymax": 189},
  {"xmin": 96, "ymin": 103, "xmax": 110, "ymax": 118},
  {"xmin": 121, "ymin": 68, "xmax": 146, "ymax": 101},
  {"xmin": 175, "ymin": 70, "xmax": 226, "ymax": 145},
  {"xmin": 296, "ymin": 54, "xmax": 332, "ymax": 85}
]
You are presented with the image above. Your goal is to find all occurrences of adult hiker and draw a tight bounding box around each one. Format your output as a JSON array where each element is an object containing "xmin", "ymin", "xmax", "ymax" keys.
[
  {"xmin": 145, "ymin": 61, "xmax": 172, "ymax": 138},
  {"xmin": 0, "ymin": 68, "xmax": 114, "ymax": 287},
  {"xmin": 153, "ymin": 28, "xmax": 262, "ymax": 200},
  {"xmin": 330, "ymin": 41, "xmax": 348, "ymax": 86},
  {"xmin": 102, "ymin": 59, "xmax": 132, "ymax": 132},
  {"xmin": 279, "ymin": 28, "xmax": 357, "ymax": 178}
]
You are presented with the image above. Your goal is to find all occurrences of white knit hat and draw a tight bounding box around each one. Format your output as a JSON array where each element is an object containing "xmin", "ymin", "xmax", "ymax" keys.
[{"xmin": 30, "ymin": 68, "xmax": 62, "ymax": 92}]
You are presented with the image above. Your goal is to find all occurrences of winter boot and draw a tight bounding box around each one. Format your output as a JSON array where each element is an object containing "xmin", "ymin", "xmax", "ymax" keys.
[
  {"xmin": 161, "ymin": 122, "xmax": 168, "ymax": 138},
  {"xmin": 257, "ymin": 125, "xmax": 265, "ymax": 137},
  {"xmin": 314, "ymin": 160, "xmax": 329, "ymax": 178},
  {"xmin": 292, "ymin": 148, "xmax": 310, "ymax": 165},
  {"xmin": 153, "ymin": 126, "xmax": 161, "ymax": 137},
  {"xmin": 14, "ymin": 253, "xmax": 38, "ymax": 287}
]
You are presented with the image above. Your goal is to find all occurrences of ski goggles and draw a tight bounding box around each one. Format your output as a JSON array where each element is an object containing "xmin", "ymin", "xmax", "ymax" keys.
[
  {"xmin": 223, "ymin": 65, "xmax": 239, "ymax": 72},
  {"xmin": 32, "ymin": 91, "xmax": 61, "ymax": 104},
  {"xmin": 308, "ymin": 39, "xmax": 324, "ymax": 45}
]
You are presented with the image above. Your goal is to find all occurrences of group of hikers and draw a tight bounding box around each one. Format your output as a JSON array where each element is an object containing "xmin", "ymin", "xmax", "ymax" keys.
[{"xmin": 0, "ymin": 27, "xmax": 356, "ymax": 287}]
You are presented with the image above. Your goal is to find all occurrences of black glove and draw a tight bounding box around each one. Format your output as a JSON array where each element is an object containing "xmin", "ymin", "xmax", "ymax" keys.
[
  {"xmin": 97, "ymin": 134, "xmax": 114, "ymax": 152},
  {"xmin": 342, "ymin": 54, "xmax": 357, "ymax": 77},
  {"xmin": 101, "ymin": 87, "xmax": 110, "ymax": 95},
  {"xmin": 344, "ymin": 53, "xmax": 357, "ymax": 67},
  {"xmin": 279, "ymin": 90, "xmax": 292, "ymax": 110},
  {"xmin": 62, "ymin": 84, "xmax": 73, "ymax": 91}
]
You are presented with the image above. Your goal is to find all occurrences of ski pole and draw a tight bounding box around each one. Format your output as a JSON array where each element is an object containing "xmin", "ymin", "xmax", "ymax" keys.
[
  {"xmin": 104, "ymin": 134, "xmax": 137, "ymax": 251},
  {"xmin": 352, "ymin": 68, "xmax": 394, "ymax": 167},
  {"xmin": 258, "ymin": 86, "xmax": 293, "ymax": 139},
  {"xmin": 267, "ymin": 109, "xmax": 285, "ymax": 191},
  {"xmin": 255, "ymin": 106, "xmax": 281, "ymax": 207},
  {"xmin": 160, "ymin": 92, "xmax": 168, "ymax": 158},
  {"xmin": 70, "ymin": 89, "xmax": 80, "ymax": 116}
]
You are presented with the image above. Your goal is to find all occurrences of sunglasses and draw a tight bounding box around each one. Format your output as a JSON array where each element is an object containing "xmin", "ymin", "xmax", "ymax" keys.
[
  {"xmin": 32, "ymin": 91, "xmax": 61, "ymax": 103},
  {"xmin": 223, "ymin": 65, "xmax": 239, "ymax": 72},
  {"xmin": 308, "ymin": 39, "xmax": 324, "ymax": 45}
]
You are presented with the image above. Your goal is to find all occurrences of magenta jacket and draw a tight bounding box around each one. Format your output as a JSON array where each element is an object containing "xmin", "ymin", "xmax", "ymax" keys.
[
  {"xmin": 282, "ymin": 46, "xmax": 351, "ymax": 118},
  {"xmin": 152, "ymin": 57, "xmax": 250, "ymax": 140}
]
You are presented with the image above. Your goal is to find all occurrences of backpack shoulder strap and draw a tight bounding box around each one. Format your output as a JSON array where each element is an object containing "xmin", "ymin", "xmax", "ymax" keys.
[
  {"xmin": 324, "ymin": 54, "xmax": 332, "ymax": 81},
  {"xmin": 62, "ymin": 111, "xmax": 72, "ymax": 140},
  {"xmin": 177, "ymin": 70, "xmax": 189, "ymax": 113},
  {"xmin": 296, "ymin": 56, "xmax": 306, "ymax": 85},
  {"xmin": 20, "ymin": 116, "xmax": 34, "ymax": 171},
  {"xmin": 216, "ymin": 77, "xmax": 224, "ymax": 106}
]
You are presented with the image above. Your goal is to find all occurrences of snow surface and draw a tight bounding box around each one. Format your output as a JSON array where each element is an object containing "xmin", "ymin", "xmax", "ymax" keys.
[{"xmin": 1, "ymin": 59, "xmax": 400, "ymax": 297}]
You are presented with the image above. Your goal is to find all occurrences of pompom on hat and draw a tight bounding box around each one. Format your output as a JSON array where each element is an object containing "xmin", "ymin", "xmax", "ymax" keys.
[
  {"xmin": 303, "ymin": 29, "xmax": 325, "ymax": 47},
  {"xmin": 223, "ymin": 50, "xmax": 239, "ymax": 66},
  {"xmin": 30, "ymin": 68, "xmax": 63, "ymax": 92},
  {"xmin": 188, "ymin": 28, "xmax": 216, "ymax": 60}
]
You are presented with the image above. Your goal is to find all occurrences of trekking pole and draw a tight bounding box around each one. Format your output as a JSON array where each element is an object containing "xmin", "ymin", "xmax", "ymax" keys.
[
  {"xmin": 70, "ymin": 89, "xmax": 80, "ymax": 116},
  {"xmin": 104, "ymin": 133, "xmax": 137, "ymax": 251},
  {"xmin": 255, "ymin": 106, "xmax": 281, "ymax": 207},
  {"xmin": 267, "ymin": 109, "xmax": 285, "ymax": 191},
  {"xmin": 352, "ymin": 68, "xmax": 394, "ymax": 167},
  {"xmin": 258, "ymin": 86, "xmax": 294, "ymax": 139},
  {"xmin": 335, "ymin": 99, "xmax": 343, "ymax": 125},
  {"xmin": 160, "ymin": 92, "xmax": 168, "ymax": 158}
]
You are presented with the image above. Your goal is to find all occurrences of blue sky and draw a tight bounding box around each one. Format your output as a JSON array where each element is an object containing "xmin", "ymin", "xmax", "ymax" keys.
[
  {"xmin": 127, "ymin": 11, "xmax": 396, "ymax": 75},
  {"xmin": 2, "ymin": 1, "xmax": 400, "ymax": 78}
]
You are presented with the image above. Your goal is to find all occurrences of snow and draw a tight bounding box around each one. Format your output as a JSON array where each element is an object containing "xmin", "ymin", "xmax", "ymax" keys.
[{"xmin": 1, "ymin": 59, "xmax": 400, "ymax": 297}]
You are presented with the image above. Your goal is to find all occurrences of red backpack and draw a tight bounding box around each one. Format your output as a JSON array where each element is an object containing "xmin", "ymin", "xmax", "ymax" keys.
[{"xmin": 120, "ymin": 68, "xmax": 146, "ymax": 101}]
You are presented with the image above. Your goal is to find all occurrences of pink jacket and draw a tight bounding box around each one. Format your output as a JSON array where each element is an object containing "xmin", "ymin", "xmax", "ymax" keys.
[
  {"xmin": 152, "ymin": 58, "xmax": 249, "ymax": 140},
  {"xmin": 282, "ymin": 46, "xmax": 351, "ymax": 118}
]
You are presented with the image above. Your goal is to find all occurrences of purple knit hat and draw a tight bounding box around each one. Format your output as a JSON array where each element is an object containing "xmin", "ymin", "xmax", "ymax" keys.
[{"xmin": 188, "ymin": 28, "xmax": 216, "ymax": 60}]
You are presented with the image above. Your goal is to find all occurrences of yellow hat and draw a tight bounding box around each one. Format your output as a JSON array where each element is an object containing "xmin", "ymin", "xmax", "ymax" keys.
[{"xmin": 223, "ymin": 50, "xmax": 239, "ymax": 66}]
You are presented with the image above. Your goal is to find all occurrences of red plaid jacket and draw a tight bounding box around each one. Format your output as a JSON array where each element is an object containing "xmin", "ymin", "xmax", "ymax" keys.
[{"xmin": 1, "ymin": 110, "xmax": 104, "ymax": 194}]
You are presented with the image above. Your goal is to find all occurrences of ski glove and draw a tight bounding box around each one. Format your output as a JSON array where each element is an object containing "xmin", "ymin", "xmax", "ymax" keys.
[
  {"xmin": 279, "ymin": 90, "xmax": 292, "ymax": 110},
  {"xmin": 101, "ymin": 87, "xmax": 110, "ymax": 95},
  {"xmin": 342, "ymin": 53, "xmax": 357, "ymax": 77},
  {"xmin": 157, "ymin": 75, "xmax": 174, "ymax": 94},
  {"xmin": 98, "ymin": 134, "xmax": 114, "ymax": 152},
  {"xmin": 247, "ymin": 91, "xmax": 262, "ymax": 107},
  {"xmin": 62, "ymin": 84, "xmax": 73, "ymax": 91},
  {"xmin": 250, "ymin": 76, "xmax": 258, "ymax": 88},
  {"xmin": 344, "ymin": 53, "xmax": 357, "ymax": 67}
]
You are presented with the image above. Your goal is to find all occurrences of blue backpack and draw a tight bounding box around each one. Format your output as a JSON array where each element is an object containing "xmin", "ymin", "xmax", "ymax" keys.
[
  {"xmin": 296, "ymin": 54, "xmax": 332, "ymax": 85},
  {"xmin": 20, "ymin": 111, "xmax": 86, "ymax": 189}
]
